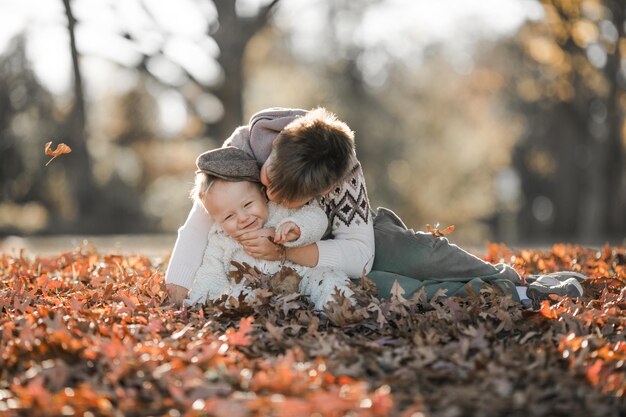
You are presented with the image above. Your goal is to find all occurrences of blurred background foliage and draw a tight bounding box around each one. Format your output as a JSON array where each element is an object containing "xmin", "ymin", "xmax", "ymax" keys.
[{"xmin": 0, "ymin": 0, "xmax": 624, "ymax": 245}]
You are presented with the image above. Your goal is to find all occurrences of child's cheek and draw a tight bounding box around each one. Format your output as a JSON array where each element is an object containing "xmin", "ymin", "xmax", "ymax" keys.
[{"xmin": 221, "ymin": 220, "xmax": 235, "ymax": 238}]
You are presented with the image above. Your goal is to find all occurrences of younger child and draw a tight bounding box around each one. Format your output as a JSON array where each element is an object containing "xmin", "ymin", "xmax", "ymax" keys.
[{"xmin": 184, "ymin": 146, "xmax": 354, "ymax": 311}]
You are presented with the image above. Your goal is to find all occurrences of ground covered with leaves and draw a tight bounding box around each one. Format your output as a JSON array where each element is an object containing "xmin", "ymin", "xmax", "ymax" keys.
[{"xmin": 1, "ymin": 243, "xmax": 625, "ymax": 417}]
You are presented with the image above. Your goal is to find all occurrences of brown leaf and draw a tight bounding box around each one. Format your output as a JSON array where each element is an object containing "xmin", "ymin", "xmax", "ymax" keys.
[
  {"xmin": 264, "ymin": 321, "xmax": 284, "ymax": 340},
  {"xmin": 389, "ymin": 279, "xmax": 407, "ymax": 304},
  {"xmin": 269, "ymin": 266, "xmax": 302, "ymax": 295}
]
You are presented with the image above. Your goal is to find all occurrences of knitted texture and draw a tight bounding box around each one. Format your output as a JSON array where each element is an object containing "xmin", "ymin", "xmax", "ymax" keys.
[
  {"xmin": 185, "ymin": 201, "xmax": 354, "ymax": 310},
  {"xmin": 319, "ymin": 162, "xmax": 371, "ymax": 230}
]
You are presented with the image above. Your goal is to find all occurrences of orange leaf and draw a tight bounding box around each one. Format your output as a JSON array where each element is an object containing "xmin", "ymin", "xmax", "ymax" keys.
[
  {"xmin": 224, "ymin": 316, "xmax": 254, "ymax": 347},
  {"xmin": 440, "ymin": 224, "xmax": 456, "ymax": 235},
  {"xmin": 538, "ymin": 300, "xmax": 558, "ymax": 319},
  {"xmin": 586, "ymin": 359, "xmax": 604, "ymax": 386},
  {"xmin": 44, "ymin": 141, "xmax": 72, "ymax": 166},
  {"xmin": 425, "ymin": 223, "xmax": 455, "ymax": 238}
]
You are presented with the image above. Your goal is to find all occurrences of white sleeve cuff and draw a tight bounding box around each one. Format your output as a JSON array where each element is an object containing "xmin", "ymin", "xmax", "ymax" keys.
[
  {"xmin": 165, "ymin": 263, "xmax": 200, "ymax": 290},
  {"xmin": 316, "ymin": 239, "xmax": 373, "ymax": 278}
]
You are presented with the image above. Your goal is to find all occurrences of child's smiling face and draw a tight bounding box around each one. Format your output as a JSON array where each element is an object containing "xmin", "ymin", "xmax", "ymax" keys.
[{"xmin": 203, "ymin": 180, "xmax": 269, "ymax": 239}]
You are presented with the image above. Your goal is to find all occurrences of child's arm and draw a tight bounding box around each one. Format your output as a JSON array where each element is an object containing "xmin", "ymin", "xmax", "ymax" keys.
[
  {"xmin": 185, "ymin": 233, "xmax": 231, "ymax": 305},
  {"xmin": 166, "ymin": 202, "xmax": 215, "ymax": 300},
  {"xmin": 274, "ymin": 201, "xmax": 328, "ymax": 247}
]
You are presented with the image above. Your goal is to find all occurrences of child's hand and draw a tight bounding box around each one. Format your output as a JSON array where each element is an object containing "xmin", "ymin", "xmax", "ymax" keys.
[
  {"xmin": 274, "ymin": 222, "xmax": 301, "ymax": 244},
  {"xmin": 239, "ymin": 227, "xmax": 283, "ymax": 261}
]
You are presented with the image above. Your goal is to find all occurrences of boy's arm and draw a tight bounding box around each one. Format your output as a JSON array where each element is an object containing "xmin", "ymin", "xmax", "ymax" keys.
[
  {"xmin": 185, "ymin": 234, "xmax": 231, "ymax": 305},
  {"xmin": 276, "ymin": 201, "xmax": 328, "ymax": 247},
  {"xmin": 315, "ymin": 164, "xmax": 375, "ymax": 278},
  {"xmin": 165, "ymin": 202, "xmax": 215, "ymax": 298}
]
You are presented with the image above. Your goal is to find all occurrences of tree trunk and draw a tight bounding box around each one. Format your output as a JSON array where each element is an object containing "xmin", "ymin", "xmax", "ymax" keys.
[
  {"xmin": 603, "ymin": 0, "xmax": 625, "ymax": 236},
  {"xmin": 210, "ymin": 0, "xmax": 280, "ymax": 141},
  {"xmin": 212, "ymin": 0, "xmax": 245, "ymax": 141},
  {"xmin": 62, "ymin": 0, "xmax": 95, "ymax": 229}
]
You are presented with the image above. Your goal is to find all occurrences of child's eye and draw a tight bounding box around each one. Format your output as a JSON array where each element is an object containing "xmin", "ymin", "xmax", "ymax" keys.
[
  {"xmin": 224, "ymin": 214, "xmax": 234, "ymax": 221},
  {"xmin": 244, "ymin": 202, "xmax": 253, "ymax": 208}
]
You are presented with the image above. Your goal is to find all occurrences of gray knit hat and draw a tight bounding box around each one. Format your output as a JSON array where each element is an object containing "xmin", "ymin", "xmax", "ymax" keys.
[{"xmin": 195, "ymin": 146, "xmax": 261, "ymax": 183}]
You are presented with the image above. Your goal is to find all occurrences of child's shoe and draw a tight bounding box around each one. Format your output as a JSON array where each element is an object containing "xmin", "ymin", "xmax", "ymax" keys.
[
  {"xmin": 526, "ymin": 272, "xmax": 585, "ymax": 308},
  {"xmin": 525, "ymin": 271, "xmax": 587, "ymax": 284}
]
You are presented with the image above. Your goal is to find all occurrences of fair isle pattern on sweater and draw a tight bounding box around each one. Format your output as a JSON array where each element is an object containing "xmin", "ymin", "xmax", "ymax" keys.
[{"xmin": 319, "ymin": 163, "xmax": 370, "ymax": 229}]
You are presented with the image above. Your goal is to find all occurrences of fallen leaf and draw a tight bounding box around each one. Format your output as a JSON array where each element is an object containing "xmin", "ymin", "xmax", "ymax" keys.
[{"xmin": 224, "ymin": 316, "xmax": 254, "ymax": 347}]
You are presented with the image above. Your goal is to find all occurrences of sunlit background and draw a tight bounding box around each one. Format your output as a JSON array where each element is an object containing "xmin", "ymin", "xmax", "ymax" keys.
[{"xmin": 0, "ymin": 0, "xmax": 624, "ymax": 247}]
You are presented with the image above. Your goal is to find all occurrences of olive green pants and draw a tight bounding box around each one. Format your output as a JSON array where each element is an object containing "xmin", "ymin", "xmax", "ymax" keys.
[{"xmin": 364, "ymin": 207, "xmax": 522, "ymax": 301}]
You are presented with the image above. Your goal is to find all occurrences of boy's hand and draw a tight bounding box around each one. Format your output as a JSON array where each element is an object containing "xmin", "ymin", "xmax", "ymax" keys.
[
  {"xmin": 238, "ymin": 228, "xmax": 283, "ymax": 261},
  {"xmin": 274, "ymin": 222, "xmax": 301, "ymax": 244},
  {"xmin": 166, "ymin": 283, "xmax": 188, "ymax": 305}
]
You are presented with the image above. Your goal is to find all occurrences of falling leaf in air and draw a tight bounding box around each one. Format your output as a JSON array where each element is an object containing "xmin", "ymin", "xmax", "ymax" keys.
[{"xmin": 45, "ymin": 141, "xmax": 72, "ymax": 166}]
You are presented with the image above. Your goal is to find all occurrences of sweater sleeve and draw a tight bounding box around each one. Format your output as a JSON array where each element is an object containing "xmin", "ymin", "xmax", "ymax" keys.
[
  {"xmin": 276, "ymin": 201, "xmax": 328, "ymax": 248},
  {"xmin": 316, "ymin": 163, "xmax": 375, "ymax": 278},
  {"xmin": 185, "ymin": 232, "xmax": 231, "ymax": 305},
  {"xmin": 165, "ymin": 201, "xmax": 214, "ymax": 290}
]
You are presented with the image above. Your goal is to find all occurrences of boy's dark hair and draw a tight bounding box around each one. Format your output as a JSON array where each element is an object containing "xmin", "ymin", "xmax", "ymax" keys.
[{"xmin": 267, "ymin": 108, "xmax": 355, "ymax": 202}]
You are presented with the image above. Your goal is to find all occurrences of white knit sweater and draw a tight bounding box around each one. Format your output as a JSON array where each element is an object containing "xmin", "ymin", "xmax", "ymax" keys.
[{"xmin": 185, "ymin": 201, "xmax": 354, "ymax": 311}]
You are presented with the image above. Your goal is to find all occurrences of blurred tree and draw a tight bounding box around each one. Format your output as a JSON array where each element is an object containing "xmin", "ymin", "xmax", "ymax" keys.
[
  {"xmin": 121, "ymin": 0, "xmax": 281, "ymax": 140},
  {"xmin": 0, "ymin": 36, "xmax": 63, "ymax": 233},
  {"xmin": 509, "ymin": 0, "xmax": 625, "ymax": 241},
  {"xmin": 61, "ymin": 0, "xmax": 96, "ymax": 230},
  {"xmin": 211, "ymin": 0, "xmax": 280, "ymax": 140},
  {"xmin": 318, "ymin": 1, "xmax": 411, "ymax": 217},
  {"xmin": 0, "ymin": 0, "xmax": 284, "ymax": 235},
  {"xmin": 245, "ymin": 0, "xmax": 521, "ymax": 243}
]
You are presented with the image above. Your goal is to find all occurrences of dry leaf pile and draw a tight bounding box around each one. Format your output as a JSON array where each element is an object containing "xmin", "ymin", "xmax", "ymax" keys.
[{"xmin": 1, "ymin": 243, "xmax": 625, "ymax": 416}]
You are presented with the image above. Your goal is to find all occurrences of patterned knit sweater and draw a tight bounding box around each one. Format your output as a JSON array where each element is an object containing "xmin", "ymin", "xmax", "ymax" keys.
[{"xmin": 185, "ymin": 201, "xmax": 355, "ymax": 311}]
